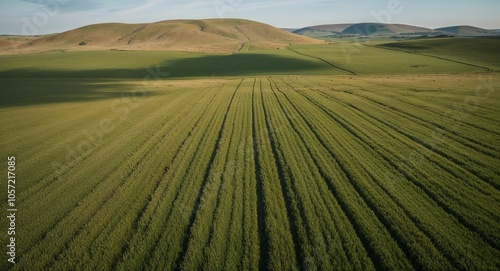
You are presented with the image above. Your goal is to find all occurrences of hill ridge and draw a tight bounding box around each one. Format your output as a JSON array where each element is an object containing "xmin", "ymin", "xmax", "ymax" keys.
[
  {"xmin": 1, "ymin": 19, "xmax": 323, "ymax": 54},
  {"xmin": 293, "ymin": 23, "xmax": 438, "ymax": 39},
  {"xmin": 436, "ymin": 25, "xmax": 499, "ymax": 36},
  {"xmin": 293, "ymin": 23, "xmax": 500, "ymax": 39}
]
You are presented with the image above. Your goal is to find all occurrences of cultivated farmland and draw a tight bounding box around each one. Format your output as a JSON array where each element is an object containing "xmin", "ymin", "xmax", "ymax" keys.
[
  {"xmin": 1, "ymin": 63, "xmax": 499, "ymax": 270},
  {"xmin": 1, "ymin": 23, "xmax": 500, "ymax": 270}
]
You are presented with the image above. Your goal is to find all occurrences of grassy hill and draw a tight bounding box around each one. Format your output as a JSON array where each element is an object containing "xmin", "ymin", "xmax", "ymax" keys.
[
  {"xmin": 294, "ymin": 23, "xmax": 439, "ymax": 39},
  {"xmin": 293, "ymin": 24, "xmax": 353, "ymax": 39},
  {"xmin": 436, "ymin": 26, "xmax": 499, "ymax": 36},
  {"xmin": 378, "ymin": 37, "xmax": 500, "ymax": 70},
  {"xmin": 0, "ymin": 19, "xmax": 323, "ymax": 54},
  {"xmin": 342, "ymin": 23, "xmax": 436, "ymax": 36}
]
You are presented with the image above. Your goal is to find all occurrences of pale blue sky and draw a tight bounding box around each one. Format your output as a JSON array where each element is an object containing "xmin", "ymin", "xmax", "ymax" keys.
[{"xmin": 1, "ymin": 0, "xmax": 499, "ymax": 35}]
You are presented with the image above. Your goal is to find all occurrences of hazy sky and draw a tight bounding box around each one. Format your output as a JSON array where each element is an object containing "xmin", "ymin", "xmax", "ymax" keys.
[{"xmin": 1, "ymin": 0, "xmax": 499, "ymax": 35}]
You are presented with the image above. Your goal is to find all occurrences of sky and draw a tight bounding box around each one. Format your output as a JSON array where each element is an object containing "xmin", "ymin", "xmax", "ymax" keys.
[{"xmin": 1, "ymin": 0, "xmax": 499, "ymax": 35}]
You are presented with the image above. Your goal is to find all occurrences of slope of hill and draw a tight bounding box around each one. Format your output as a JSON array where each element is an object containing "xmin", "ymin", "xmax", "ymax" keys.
[
  {"xmin": 1, "ymin": 19, "xmax": 323, "ymax": 54},
  {"xmin": 293, "ymin": 24, "xmax": 353, "ymax": 39},
  {"xmin": 378, "ymin": 37, "xmax": 500, "ymax": 70},
  {"xmin": 293, "ymin": 23, "xmax": 439, "ymax": 39},
  {"xmin": 0, "ymin": 35, "xmax": 43, "ymax": 49},
  {"xmin": 436, "ymin": 25, "xmax": 499, "ymax": 36},
  {"xmin": 280, "ymin": 28, "xmax": 298, "ymax": 32},
  {"xmin": 342, "ymin": 23, "xmax": 436, "ymax": 36}
]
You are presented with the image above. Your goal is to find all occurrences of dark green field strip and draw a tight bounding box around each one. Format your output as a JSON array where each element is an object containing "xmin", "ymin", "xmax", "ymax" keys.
[
  {"xmin": 333, "ymin": 90, "xmax": 500, "ymax": 189},
  {"xmin": 298, "ymin": 74, "xmax": 500, "ymax": 129},
  {"xmin": 120, "ymin": 83, "xmax": 236, "ymax": 271},
  {"xmin": 307, "ymin": 84, "xmax": 500, "ymax": 188},
  {"xmin": 112, "ymin": 82, "xmax": 234, "ymax": 270},
  {"xmin": 260, "ymin": 81, "xmax": 312, "ymax": 270},
  {"xmin": 252, "ymin": 79, "xmax": 298, "ymax": 270},
  {"xmin": 178, "ymin": 79, "xmax": 258, "ymax": 271},
  {"xmin": 221, "ymin": 81, "xmax": 259, "ymax": 270},
  {"xmin": 283, "ymin": 82, "xmax": 500, "ymax": 268},
  {"xmin": 329, "ymin": 90, "xmax": 500, "ymax": 201},
  {"xmin": 269, "ymin": 79, "xmax": 388, "ymax": 270},
  {"xmin": 284, "ymin": 76, "xmax": 500, "ymax": 165},
  {"xmin": 264, "ymin": 78, "xmax": 412, "ymax": 269},
  {"xmin": 219, "ymin": 81, "xmax": 258, "ymax": 270},
  {"xmin": 278, "ymin": 77, "xmax": 500, "ymax": 268},
  {"xmin": 356, "ymin": 81, "xmax": 500, "ymax": 137},
  {"xmin": 1, "ymin": 102, "xmax": 121, "ymax": 190},
  {"xmin": 287, "ymin": 77, "xmax": 500, "ymax": 188},
  {"xmin": 361, "ymin": 82, "xmax": 500, "ymax": 138},
  {"xmin": 14, "ymin": 94, "xmax": 202, "ymax": 267},
  {"xmin": 180, "ymin": 86, "xmax": 241, "ymax": 270},
  {"xmin": 177, "ymin": 88, "xmax": 239, "ymax": 270},
  {"xmin": 15, "ymin": 88, "xmax": 196, "ymax": 201},
  {"xmin": 373, "ymin": 95, "xmax": 500, "ymax": 151},
  {"xmin": 241, "ymin": 83, "xmax": 260, "ymax": 271},
  {"xmin": 113, "ymin": 81, "xmax": 239, "ymax": 271},
  {"xmin": 12, "ymin": 85, "xmax": 221, "ymax": 270},
  {"xmin": 263, "ymin": 83, "xmax": 337, "ymax": 270},
  {"xmin": 295, "ymin": 86, "xmax": 500, "ymax": 251},
  {"xmin": 177, "ymin": 79, "xmax": 242, "ymax": 271},
  {"xmin": 1, "ymin": 100, "xmax": 108, "ymax": 157},
  {"xmin": 354, "ymin": 76, "xmax": 500, "ymax": 134},
  {"xmin": 275, "ymin": 79, "xmax": 458, "ymax": 270},
  {"xmin": 144, "ymin": 80, "xmax": 239, "ymax": 270},
  {"xmin": 15, "ymin": 87, "xmax": 204, "ymax": 227},
  {"xmin": 51, "ymin": 85, "xmax": 228, "ymax": 271},
  {"xmin": 349, "ymin": 88, "xmax": 500, "ymax": 160},
  {"xmin": 265, "ymin": 80, "xmax": 332, "ymax": 269}
]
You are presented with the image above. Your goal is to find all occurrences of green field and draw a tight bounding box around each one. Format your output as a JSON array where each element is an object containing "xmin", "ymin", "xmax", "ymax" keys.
[
  {"xmin": 377, "ymin": 37, "xmax": 500, "ymax": 71},
  {"xmin": 1, "ymin": 39, "xmax": 499, "ymax": 270}
]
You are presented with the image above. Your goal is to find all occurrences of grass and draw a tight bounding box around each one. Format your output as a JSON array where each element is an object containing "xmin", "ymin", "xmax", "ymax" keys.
[
  {"xmin": 288, "ymin": 43, "xmax": 488, "ymax": 74},
  {"xmin": 0, "ymin": 39, "xmax": 499, "ymax": 270},
  {"xmin": 0, "ymin": 49, "xmax": 343, "ymax": 80},
  {"xmin": 377, "ymin": 37, "xmax": 500, "ymax": 71}
]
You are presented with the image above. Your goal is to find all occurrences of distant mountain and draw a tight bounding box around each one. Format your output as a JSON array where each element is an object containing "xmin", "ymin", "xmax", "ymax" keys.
[
  {"xmin": 342, "ymin": 23, "xmax": 436, "ymax": 36},
  {"xmin": 436, "ymin": 26, "xmax": 499, "ymax": 36},
  {"xmin": 293, "ymin": 23, "xmax": 438, "ymax": 39},
  {"xmin": 2, "ymin": 19, "xmax": 323, "ymax": 54},
  {"xmin": 293, "ymin": 24, "xmax": 353, "ymax": 39}
]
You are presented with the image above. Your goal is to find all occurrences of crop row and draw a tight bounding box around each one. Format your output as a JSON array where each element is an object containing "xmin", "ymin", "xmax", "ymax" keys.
[{"xmin": 2, "ymin": 75, "xmax": 498, "ymax": 270}]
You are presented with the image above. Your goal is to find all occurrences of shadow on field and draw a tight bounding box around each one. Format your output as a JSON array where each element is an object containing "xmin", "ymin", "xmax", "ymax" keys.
[
  {"xmin": 0, "ymin": 53, "xmax": 333, "ymax": 107},
  {"xmin": 0, "ymin": 53, "xmax": 332, "ymax": 79},
  {"xmin": 162, "ymin": 53, "xmax": 333, "ymax": 76},
  {"xmin": 0, "ymin": 79, "xmax": 160, "ymax": 108}
]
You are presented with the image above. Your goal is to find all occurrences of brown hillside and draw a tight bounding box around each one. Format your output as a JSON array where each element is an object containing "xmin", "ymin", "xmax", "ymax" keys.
[{"xmin": 2, "ymin": 19, "xmax": 323, "ymax": 54}]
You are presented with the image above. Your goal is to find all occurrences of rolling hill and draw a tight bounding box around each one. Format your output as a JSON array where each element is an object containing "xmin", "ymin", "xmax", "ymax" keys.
[
  {"xmin": 0, "ymin": 19, "xmax": 323, "ymax": 54},
  {"xmin": 293, "ymin": 24, "xmax": 353, "ymax": 39},
  {"xmin": 378, "ymin": 37, "xmax": 500, "ymax": 70},
  {"xmin": 0, "ymin": 35, "xmax": 42, "ymax": 49},
  {"xmin": 341, "ymin": 23, "xmax": 436, "ymax": 36},
  {"xmin": 436, "ymin": 25, "xmax": 499, "ymax": 36},
  {"xmin": 294, "ymin": 23, "xmax": 438, "ymax": 39}
]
